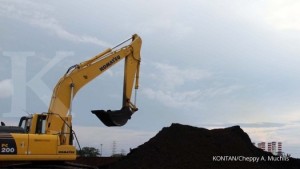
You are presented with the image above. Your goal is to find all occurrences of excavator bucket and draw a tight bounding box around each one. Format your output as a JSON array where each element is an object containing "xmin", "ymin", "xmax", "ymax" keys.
[{"xmin": 91, "ymin": 107, "xmax": 133, "ymax": 127}]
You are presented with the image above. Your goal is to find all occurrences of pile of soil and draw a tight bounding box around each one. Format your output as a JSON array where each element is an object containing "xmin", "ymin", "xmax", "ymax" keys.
[{"xmin": 105, "ymin": 123, "xmax": 300, "ymax": 169}]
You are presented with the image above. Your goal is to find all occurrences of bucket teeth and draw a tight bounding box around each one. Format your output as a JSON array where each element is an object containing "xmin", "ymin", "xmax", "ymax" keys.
[{"xmin": 91, "ymin": 107, "xmax": 133, "ymax": 127}]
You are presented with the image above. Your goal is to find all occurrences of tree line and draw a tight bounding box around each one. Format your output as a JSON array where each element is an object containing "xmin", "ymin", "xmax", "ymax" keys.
[{"xmin": 77, "ymin": 146, "xmax": 127, "ymax": 157}]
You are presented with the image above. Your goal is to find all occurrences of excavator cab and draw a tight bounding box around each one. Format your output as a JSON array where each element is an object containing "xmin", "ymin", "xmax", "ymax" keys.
[{"xmin": 91, "ymin": 107, "xmax": 133, "ymax": 127}]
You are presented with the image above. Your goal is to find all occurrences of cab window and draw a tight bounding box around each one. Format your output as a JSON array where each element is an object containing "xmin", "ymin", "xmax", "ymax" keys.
[{"xmin": 36, "ymin": 115, "xmax": 47, "ymax": 134}]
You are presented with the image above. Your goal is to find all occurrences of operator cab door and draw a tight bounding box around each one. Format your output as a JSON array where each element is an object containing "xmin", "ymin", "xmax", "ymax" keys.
[
  {"xmin": 28, "ymin": 115, "xmax": 58, "ymax": 155},
  {"xmin": 7, "ymin": 116, "xmax": 32, "ymax": 155}
]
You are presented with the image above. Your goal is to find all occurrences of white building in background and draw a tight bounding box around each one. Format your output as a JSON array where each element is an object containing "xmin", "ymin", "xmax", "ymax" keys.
[
  {"xmin": 257, "ymin": 142, "xmax": 266, "ymax": 151},
  {"xmin": 277, "ymin": 142, "xmax": 283, "ymax": 156},
  {"xmin": 267, "ymin": 142, "xmax": 272, "ymax": 152},
  {"xmin": 257, "ymin": 141, "xmax": 283, "ymax": 156}
]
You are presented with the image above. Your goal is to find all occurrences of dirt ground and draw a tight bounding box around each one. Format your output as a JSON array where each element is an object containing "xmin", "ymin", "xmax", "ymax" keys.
[
  {"xmin": 103, "ymin": 123, "xmax": 300, "ymax": 169},
  {"xmin": 1, "ymin": 123, "xmax": 299, "ymax": 169},
  {"xmin": 75, "ymin": 157, "xmax": 120, "ymax": 168}
]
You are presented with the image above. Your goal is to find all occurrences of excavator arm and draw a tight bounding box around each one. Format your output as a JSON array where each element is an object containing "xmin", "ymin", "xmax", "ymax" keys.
[
  {"xmin": 46, "ymin": 34, "xmax": 142, "ymax": 135},
  {"xmin": 0, "ymin": 34, "xmax": 142, "ymax": 162}
]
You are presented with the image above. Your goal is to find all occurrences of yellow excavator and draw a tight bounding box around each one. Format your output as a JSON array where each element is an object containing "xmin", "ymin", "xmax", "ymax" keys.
[{"xmin": 0, "ymin": 34, "xmax": 142, "ymax": 161}]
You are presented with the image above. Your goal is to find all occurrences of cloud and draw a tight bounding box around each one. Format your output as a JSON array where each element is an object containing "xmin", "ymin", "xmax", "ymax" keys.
[
  {"xmin": 143, "ymin": 88, "xmax": 202, "ymax": 109},
  {"xmin": 276, "ymin": 111, "xmax": 300, "ymax": 123},
  {"xmin": 143, "ymin": 62, "xmax": 242, "ymax": 109},
  {"xmin": 137, "ymin": 14, "xmax": 193, "ymax": 40},
  {"xmin": 265, "ymin": 0, "xmax": 300, "ymax": 31},
  {"xmin": 0, "ymin": 79, "xmax": 13, "ymax": 99},
  {"xmin": 150, "ymin": 63, "xmax": 212, "ymax": 90},
  {"xmin": 0, "ymin": 0, "xmax": 111, "ymax": 47},
  {"xmin": 143, "ymin": 84, "xmax": 242, "ymax": 109}
]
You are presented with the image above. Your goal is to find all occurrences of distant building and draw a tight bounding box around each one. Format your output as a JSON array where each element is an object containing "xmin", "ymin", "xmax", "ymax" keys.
[
  {"xmin": 257, "ymin": 141, "xmax": 283, "ymax": 156},
  {"xmin": 257, "ymin": 142, "xmax": 266, "ymax": 151},
  {"xmin": 271, "ymin": 142, "xmax": 276, "ymax": 154},
  {"xmin": 277, "ymin": 142, "xmax": 283, "ymax": 156},
  {"xmin": 267, "ymin": 142, "xmax": 272, "ymax": 152}
]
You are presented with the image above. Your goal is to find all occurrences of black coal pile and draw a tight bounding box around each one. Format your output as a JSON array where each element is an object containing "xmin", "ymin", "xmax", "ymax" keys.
[{"xmin": 105, "ymin": 123, "xmax": 300, "ymax": 169}]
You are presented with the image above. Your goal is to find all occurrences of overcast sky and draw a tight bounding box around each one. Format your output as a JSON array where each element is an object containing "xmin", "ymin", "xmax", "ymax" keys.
[{"xmin": 1, "ymin": 0, "xmax": 300, "ymax": 157}]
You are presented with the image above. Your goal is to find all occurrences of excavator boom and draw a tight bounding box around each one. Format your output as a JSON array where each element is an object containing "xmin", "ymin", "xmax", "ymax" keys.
[
  {"xmin": 0, "ymin": 34, "xmax": 142, "ymax": 161},
  {"xmin": 46, "ymin": 34, "xmax": 141, "ymax": 134}
]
